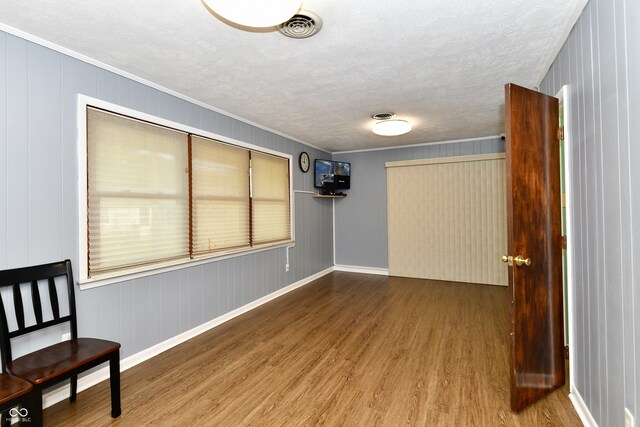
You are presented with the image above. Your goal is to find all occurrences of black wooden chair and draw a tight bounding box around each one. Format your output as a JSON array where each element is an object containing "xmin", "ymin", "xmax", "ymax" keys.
[
  {"xmin": 0, "ymin": 260, "xmax": 121, "ymax": 426},
  {"xmin": 0, "ymin": 373, "xmax": 33, "ymax": 426}
]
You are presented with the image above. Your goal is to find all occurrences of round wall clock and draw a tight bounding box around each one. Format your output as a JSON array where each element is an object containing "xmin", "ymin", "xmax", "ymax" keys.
[{"xmin": 299, "ymin": 152, "xmax": 310, "ymax": 173}]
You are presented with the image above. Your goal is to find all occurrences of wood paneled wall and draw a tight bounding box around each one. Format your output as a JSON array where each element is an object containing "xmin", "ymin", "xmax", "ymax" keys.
[
  {"xmin": 0, "ymin": 31, "xmax": 333, "ymax": 365},
  {"xmin": 333, "ymin": 138, "xmax": 506, "ymax": 270},
  {"xmin": 539, "ymin": 0, "xmax": 639, "ymax": 424}
]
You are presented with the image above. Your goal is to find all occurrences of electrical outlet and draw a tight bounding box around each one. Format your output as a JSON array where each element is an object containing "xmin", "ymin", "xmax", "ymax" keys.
[
  {"xmin": 61, "ymin": 332, "xmax": 71, "ymax": 342},
  {"xmin": 285, "ymin": 264, "xmax": 290, "ymax": 272},
  {"xmin": 626, "ymin": 408, "xmax": 634, "ymax": 427}
]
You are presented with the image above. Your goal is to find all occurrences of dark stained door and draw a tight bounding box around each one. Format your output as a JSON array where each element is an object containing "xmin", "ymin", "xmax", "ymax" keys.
[{"xmin": 504, "ymin": 83, "xmax": 564, "ymax": 411}]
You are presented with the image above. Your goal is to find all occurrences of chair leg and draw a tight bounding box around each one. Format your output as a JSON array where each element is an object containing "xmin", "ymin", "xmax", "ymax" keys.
[
  {"xmin": 28, "ymin": 387, "xmax": 43, "ymax": 427},
  {"xmin": 70, "ymin": 374, "xmax": 78, "ymax": 402},
  {"xmin": 109, "ymin": 351, "xmax": 121, "ymax": 418},
  {"xmin": 1, "ymin": 410, "xmax": 9, "ymax": 427}
]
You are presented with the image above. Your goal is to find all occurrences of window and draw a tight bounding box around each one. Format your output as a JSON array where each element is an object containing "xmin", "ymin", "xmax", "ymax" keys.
[
  {"xmin": 84, "ymin": 105, "xmax": 291, "ymax": 280},
  {"xmin": 191, "ymin": 135, "xmax": 250, "ymax": 254},
  {"xmin": 87, "ymin": 108, "xmax": 190, "ymax": 275},
  {"xmin": 250, "ymin": 151, "xmax": 291, "ymax": 244}
]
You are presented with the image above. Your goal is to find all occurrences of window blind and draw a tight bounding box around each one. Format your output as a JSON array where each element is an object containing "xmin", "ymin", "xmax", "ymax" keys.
[
  {"xmin": 85, "ymin": 105, "xmax": 293, "ymax": 279},
  {"xmin": 251, "ymin": 152, "xmax": 291, "ymax": 244},
  {"xmin": 87, "ymin": 108, "xmax": 190, "ymax": 275},
  {"xmin": 191, "ymin": 136, "xmax": 250, "ymax": 254}
]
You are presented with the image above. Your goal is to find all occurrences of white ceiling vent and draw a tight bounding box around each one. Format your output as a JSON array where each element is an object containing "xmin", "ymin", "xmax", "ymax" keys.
[
  {"xmin": 278, "ymin": 10, "xmax": 322, "ymax": 39},
  {"xmin": 371, "ymin": 113, "xmax": 396, "ymax": 120}
]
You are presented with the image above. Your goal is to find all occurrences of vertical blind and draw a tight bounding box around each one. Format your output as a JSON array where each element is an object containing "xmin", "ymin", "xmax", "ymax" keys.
[
  {"xmin": 86, "ymin": 107, "xmax": 292, "ymax": 278},
  {"xmin": 191, "ymin": 136, "xmax": 250, "ymax": 254},
  {"xmin": 386, "ymin": 154, "xmax": 507, "ymax": 286},
  {"xmin": 87, "ymin": 108, "xmax": 190, "ymax": 275}
]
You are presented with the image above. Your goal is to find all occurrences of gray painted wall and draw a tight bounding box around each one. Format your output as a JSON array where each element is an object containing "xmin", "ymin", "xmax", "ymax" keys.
[
  {"xmin": 333, "ymin": 138, "xmax": 505, "ymax": 269},
  {"xmin": 540, "ymin": 0, "xmax": 638, "ymax": 424},
  {"xmin": 0, "ymin": 31, "xmax": 333, "ymax": 363}
]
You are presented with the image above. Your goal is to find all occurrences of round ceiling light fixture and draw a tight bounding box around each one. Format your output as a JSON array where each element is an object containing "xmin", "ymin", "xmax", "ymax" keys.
[
  {"xmin": 371, "ymin": 113, "xmax": 412, "ymax": 136},
  {"xmin": 203, "ymin": 0, "xmax": 303, "ymax": 28}
]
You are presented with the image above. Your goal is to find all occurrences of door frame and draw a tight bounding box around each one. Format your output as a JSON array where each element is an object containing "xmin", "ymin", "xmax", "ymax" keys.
[{"xmin": 556, "ymin": 85, "xmax": 575, "ymax": 392}]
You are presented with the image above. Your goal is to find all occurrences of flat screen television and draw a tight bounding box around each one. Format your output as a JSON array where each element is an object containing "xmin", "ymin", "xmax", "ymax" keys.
[{"xmin": 314, "ymin": 159, "xmax": 350, "ymax": 191}]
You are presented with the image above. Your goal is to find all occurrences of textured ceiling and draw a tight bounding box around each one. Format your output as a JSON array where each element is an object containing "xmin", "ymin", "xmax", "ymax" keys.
[{"xmin": 0, "ymin": 0, "xmax": 585, "ymax": 152}]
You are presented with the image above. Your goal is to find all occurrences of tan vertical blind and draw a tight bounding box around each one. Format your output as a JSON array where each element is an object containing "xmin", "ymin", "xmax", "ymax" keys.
[
  {"xmin": 251, "ymin": 152, "xmax": 291, "ymax": 244},
  {"xmin": 386, "ymin": 154, "xmax": 507, "ymax": 286},
  {"xmin": 87, "ymin": 107, "xmax": 190, "ymax": 275},
  {"xmin": 191, "ymin": 136, "xmax": 250, "ymax": 254}
]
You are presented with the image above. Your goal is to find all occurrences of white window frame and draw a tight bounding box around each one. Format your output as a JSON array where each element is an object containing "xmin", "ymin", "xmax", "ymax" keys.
[{"xmin": 77, "ymin": 94, "xmax": 293, "ymax": 289}]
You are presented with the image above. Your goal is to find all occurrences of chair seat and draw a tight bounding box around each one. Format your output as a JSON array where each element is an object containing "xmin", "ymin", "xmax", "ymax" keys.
[
  {"xmin": 0, "ymin": 373, "xmax": 32, "ymax": 405},
  {"xmin": 7, "ymin": 338, "xmax": 120, "ymax": 385}
]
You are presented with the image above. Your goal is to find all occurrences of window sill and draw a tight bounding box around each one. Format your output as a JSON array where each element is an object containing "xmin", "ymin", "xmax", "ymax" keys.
[{"xmin": 78, "ymin": 240, "xmax": 294, "ymax": 290}]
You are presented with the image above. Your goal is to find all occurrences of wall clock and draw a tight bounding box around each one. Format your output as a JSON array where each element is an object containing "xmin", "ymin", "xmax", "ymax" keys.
[{"xmin": 299, "ymin": 152, "xmax": 310, "ymax": 173}]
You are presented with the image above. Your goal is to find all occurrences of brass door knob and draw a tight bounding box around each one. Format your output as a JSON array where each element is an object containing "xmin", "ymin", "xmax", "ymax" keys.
[{"xmin": 501, "ymin": 255, "xmax": 531, "ymax": 267}]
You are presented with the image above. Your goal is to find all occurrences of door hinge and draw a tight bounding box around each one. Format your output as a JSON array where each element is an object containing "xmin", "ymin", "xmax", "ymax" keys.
[
  {"xmin": 557, "ymin": 127, "xmax": 565, "ymax": 141},
  {"xmin": 561, "ymin": 235, "xmax": 567, "ymax": 250}
]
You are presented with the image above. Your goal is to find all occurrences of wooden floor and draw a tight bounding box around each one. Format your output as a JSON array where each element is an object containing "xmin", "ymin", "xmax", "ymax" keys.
[{"xmin": 45, "ymin": 272, "xmax": 581, "ymax": 426}]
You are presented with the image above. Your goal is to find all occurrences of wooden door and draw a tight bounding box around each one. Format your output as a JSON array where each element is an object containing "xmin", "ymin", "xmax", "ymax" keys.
[{"xmin": 504, "ymin": 83, "xmax": 564, "ymax": 411}]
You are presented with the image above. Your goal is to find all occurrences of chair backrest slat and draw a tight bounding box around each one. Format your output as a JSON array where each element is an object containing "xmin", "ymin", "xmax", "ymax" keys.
[
  {"xmin": 12, "ymin": 284, "xmax": 25, "ymax": 331},
  {"xmin": 8, "ymin": 316, "xmax": 72, "ymax": 338},
  {"xmin": 31, "ymin": 280, "xmax": 43, "ymax": 325},
  {"xmin": 0, "ymin": 260, "xmax": 77, "ymax": 366},
  {"xmin": 48, "ymin": 277, "xmax": 60, "ymax": 320},
  {"xmin": 0, "ymin": 295, "xmax": 9, "ymax": 367}
]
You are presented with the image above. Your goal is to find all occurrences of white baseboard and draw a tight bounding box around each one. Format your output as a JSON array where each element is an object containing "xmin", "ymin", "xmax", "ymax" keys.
[
  {"xmin": 42, "ymin": 266, "xmax": 334, "ymax": 408},
  {"xmin": 333, "ymin": 264, "xmax": 389, "ymax": 276},
  {"xmin": 569, "ymin": 386, "xmax": 597, "ymax": 427}
]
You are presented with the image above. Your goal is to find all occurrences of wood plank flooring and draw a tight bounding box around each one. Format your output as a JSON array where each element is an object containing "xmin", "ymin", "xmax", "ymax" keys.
[{"xmin": 44, "ymin": 272, "xmax": 581, "ymax": 426}]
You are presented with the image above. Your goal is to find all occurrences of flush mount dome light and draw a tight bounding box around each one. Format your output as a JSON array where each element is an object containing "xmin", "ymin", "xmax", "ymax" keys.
[
  {"xmin": 371, "ymin": 113, "xmax": 412, "ymax": 136},
  {"xmin": 203, "ymin": 0, "xmax": 302, "ymax": 28}
]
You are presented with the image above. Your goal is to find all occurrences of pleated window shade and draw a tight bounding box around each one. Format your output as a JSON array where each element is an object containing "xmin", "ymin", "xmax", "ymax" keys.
[
  {"xmin": 251, "ymin": 152, "xmax": 291, "ymax": 244},
  {"xmin": 86, "ymin": 107, "xmax": 292, "ymax": 278},
  {"xmin": 87, "ymin": 108, "xmax": 190, "ymax": 276},
  {"xmin": 191, "ymin": 136, "xmax": 250, "ymax": 254}
]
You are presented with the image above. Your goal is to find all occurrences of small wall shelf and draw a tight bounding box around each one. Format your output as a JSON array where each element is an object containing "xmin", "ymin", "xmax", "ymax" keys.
[{"xmin": 313, "ymin": 194, "xmax": 346, "ymax": 199}]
